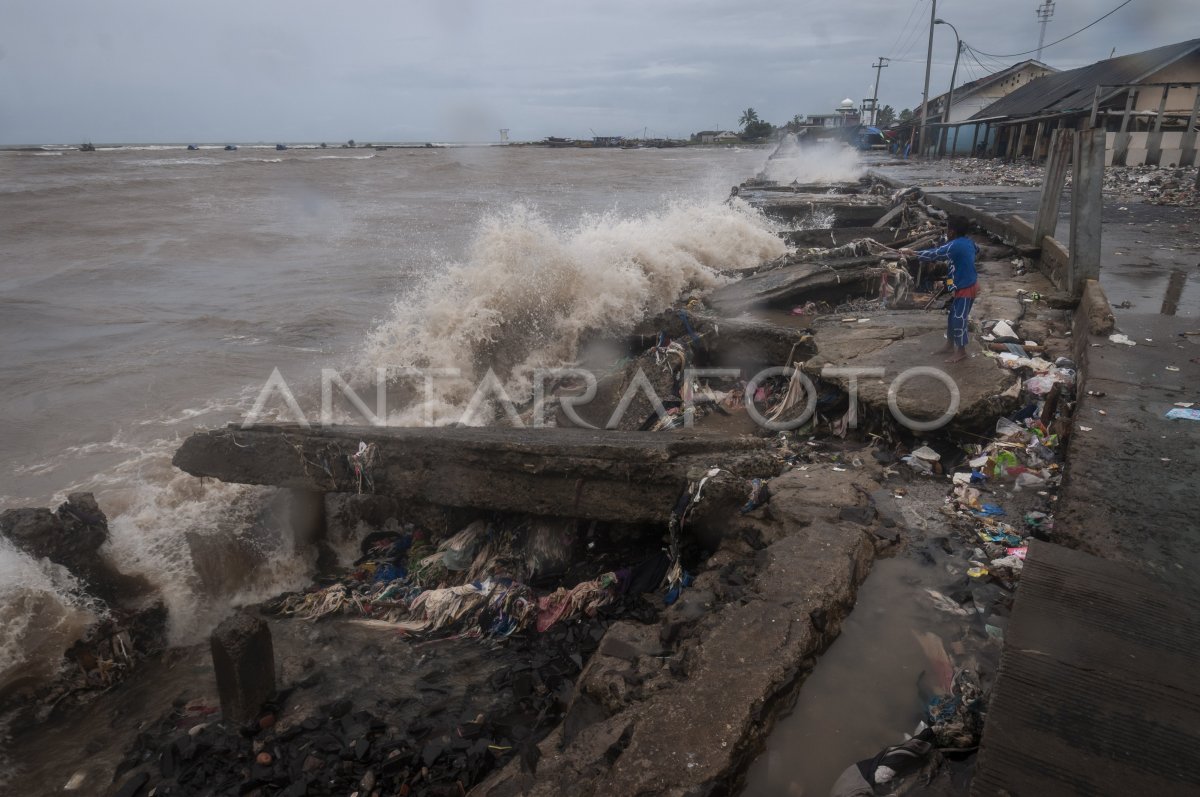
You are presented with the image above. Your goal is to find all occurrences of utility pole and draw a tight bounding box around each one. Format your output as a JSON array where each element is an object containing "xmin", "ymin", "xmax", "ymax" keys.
[
  {"xmin": 919, "ymin": 0, "xmax": 937, "ymax": 157},
  {"xmin": 870, "ymin": 57, "xmax": 890, "ymax": 125},
  {"xmin": 934, "ymin": 18, "xmax": 962, "ymax": 155},
  {"xmin": 1036, "ymin": 1, "xmax": 1055, "ymax": 61}
]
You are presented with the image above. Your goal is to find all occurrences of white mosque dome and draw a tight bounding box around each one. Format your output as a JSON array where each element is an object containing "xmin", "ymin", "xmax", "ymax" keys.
[{"xmin": 839, "ymin": 98, "xmax": 855, "ymax": 109}]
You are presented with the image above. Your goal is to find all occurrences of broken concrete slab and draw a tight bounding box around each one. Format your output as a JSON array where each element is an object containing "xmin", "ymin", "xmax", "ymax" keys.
[
  {"xmin": 782, "ymin": 226, "xmax": 894, "ymax": 248},
  {"xmin": 709, "ymin": 255, "xmax": 881, "ymax": 312},
  {"xmin": 173, "ymin": 425, "xmax": 775, "ymax": 524},
  {"xmin": 742, "ymin": 194, "xmax": 890, "ymax": 227},
  {"xmin": 470, "ymin": 519, "xmax": 873, "ymax": 797},
  {"xmin": 802, "ymin": 312, "xmax": 1020, "ymax": 428},
  {"xmin": 634, "ymin": 309, "xmax": 816, "ymax": 372}
]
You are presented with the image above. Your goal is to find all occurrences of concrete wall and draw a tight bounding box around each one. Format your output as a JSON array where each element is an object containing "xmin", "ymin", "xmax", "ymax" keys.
[{"xmin": 1104, "ymin": 130, "xmax": 1191, "ymax": 166}]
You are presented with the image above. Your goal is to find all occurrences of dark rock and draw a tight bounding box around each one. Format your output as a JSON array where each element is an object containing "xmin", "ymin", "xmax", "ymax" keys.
[
  {"xmin": 0, "ymin": 493, "xmax": 150, "ymax": 603},
  {"xmin": 113, "ymin": 771, "xmax": 150, "ymax": 797},
  {"xmin": 839, "ymin": 505, "xmax": 877, "ymax": 525}
]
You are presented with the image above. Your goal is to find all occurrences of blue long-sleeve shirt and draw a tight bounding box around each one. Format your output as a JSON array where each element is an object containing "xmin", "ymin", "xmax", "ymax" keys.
[{"xmin": 915, "ymin": 237, "xmax": 978, "ymax": 290}]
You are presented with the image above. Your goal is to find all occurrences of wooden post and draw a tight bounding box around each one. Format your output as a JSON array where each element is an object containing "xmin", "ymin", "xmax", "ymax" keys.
[
  {"xmin": 1145, "ymin": 85, "xmax": 1171, "ymax": 166},
  {"xmin": 1180, "ymin": 87, "xmax": 1200, "ymax": 168},
  {"xmin": 1034, "ymin": 129, "xmax": 1073, "ymax": 246},
  {"xmin": 1033, "ymin": 121, "xmax": 1046, "ymax": 162},
  {"xmin": 1068, "ymin": 127, "xmax": 1105, "ymax": 297},
  {"xmin": 1016, "ymin": 123, "xmax": 1028, "ymax": 159},
  {"xmin": 1112, "ymin": 88, "xmax": 1138, "ymax": 166},
  {"xmin": 952, "ymin": 124, "xmax": 961, "ymax": 156},
  {"xmin": 970, "ymin": 123, "xmax": 981, "ymax": 157}
]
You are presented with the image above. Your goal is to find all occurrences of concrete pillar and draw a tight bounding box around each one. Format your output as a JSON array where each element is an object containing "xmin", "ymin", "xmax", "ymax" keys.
[
  {"xmin": 1145, "ymin": 85, "xmax": 1171, "ymax": 166},
  {"xmin": 211, "ymin": 611, "xmax": 275, "ymax": 725},
  {"xmin": 1034, "ymin": 129, "xmax": 1073, "ymax": 246},
  {"xmin": 1112, "ymin": 89, "xmax": 1138, "ymax": 166},
  {"xmin": 1068, "ymin": 128, "xmax": 1105, "ymax": 296},
  {"xmin": 1180, "ymin": 89, "xmax": 1200, "ymax": 168}
]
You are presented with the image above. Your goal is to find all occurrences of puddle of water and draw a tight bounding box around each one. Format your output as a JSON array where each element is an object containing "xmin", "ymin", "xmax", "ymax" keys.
[
  {"xmin": 1102, "ymin": 264, "xmax": 1200, "ymax": 316},
  {"xmin": 740, "ymin": 554, "xmax": 995, "ymax": 797}
]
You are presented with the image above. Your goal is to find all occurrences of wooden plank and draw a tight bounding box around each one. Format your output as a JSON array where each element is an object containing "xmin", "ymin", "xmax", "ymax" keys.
[{"xmin": 973, "ymin": 541, "xmax": 1200, "ymax": 797}]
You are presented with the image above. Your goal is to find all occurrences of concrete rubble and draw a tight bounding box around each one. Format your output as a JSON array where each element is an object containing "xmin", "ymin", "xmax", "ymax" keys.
[{"xmin": 7, "ymin": 164, "xmax": 1102, "ymax": 797}]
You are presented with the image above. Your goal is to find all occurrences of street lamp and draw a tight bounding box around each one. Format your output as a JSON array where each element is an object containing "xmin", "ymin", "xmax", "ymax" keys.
[{"xmin": 935, "ymin": 18, "xmax": 962, "ymax": 155}]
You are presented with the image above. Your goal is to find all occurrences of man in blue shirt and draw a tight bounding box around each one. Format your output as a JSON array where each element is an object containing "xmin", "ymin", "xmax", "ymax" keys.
[{"xmin": 901, "ymin": 216, "xmax": 979, "ymax": 364}]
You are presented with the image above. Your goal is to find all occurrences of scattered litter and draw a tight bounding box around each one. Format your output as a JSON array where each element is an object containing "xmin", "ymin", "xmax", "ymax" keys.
[
  {"xmin": 1166, "ymin": 366, "xmax": 1180, "ymax": 372},
  {"xmin": 1109, "ymin": 334, "xmax": 1136, "ymax": 346},
  {"xmin": 925, "ymin": 589, "xmax": 971, "ymax": 616},
  {"xmin": 1078, "ymin": 425, "xmax": 1093, "ymax": 431},
  {"xmin": 1165, "ymin": 408, "xmax": 1200, "ymax": 421},
  {"xmin": 912, "ymin": 445, "xmax": 941, "ymax": 462}
]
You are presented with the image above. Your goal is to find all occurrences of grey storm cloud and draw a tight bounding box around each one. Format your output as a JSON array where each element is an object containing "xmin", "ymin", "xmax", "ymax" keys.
[{"xmin": 0, "ymin": 0, "xmax": 1192, "ymax": 143}]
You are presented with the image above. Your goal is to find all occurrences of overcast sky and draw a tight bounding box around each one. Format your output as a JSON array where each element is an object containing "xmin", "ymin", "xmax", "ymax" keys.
[{"xmin": 0, "ymin": 0, "xmax": 1193, "ymax": 143}]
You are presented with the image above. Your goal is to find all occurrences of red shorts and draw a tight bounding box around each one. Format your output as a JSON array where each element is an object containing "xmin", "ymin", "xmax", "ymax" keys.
[{"xmin": 954, "ymin": 283, "xmax": 980, "ymax": 299}]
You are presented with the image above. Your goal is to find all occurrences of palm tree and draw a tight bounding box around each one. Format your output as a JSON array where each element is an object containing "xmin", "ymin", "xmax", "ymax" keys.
[{"xmin": 739, "ymin": 108, "xmax": 760, "ymax": 129}]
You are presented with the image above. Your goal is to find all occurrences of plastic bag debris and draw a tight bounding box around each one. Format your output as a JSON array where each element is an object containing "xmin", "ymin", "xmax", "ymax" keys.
[
  {"xmin": 1109, "ymin": 334, "xmax": 1136, "ymax": 346},
  {"xmin": 925, "ymin": 589, "xmax": 972, "ymax": 616},
  {"xmin": 912, "ymin": 445, "xmax": 941, "ymax": 462},
  {"xmin": 1166, "ymin": 408, "xmax": 1200, "ymax": 421}
]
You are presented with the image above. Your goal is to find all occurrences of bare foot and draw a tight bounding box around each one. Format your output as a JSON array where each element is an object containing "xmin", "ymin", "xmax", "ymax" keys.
[{"xmin": 944, "ymin": 349, "xmax": 968, "ymax": 364}]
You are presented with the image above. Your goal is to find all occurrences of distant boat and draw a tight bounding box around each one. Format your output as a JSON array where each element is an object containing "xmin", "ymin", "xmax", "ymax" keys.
[
  {"xmin": 276, "ymin": 144, "xmax": 288, "ymax": 151},
  {"xmin": 187, "ymin": 144, "xmax": 199, "ymax": 151},
  {"xmin": 224, "ymin": 144, "xmax": 238, "ymax": 151},
  {"xmin": 79, "ymin": 142, "xmax": 96, "ymax": 152}
]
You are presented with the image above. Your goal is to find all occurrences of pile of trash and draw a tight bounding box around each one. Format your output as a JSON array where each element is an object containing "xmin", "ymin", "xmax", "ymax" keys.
[
  {"xmin": 921, "ymin": 158, "xmax": 1045, "ymax": 187},
  {"xmin": 922, "ymin": 158, "xmax": 1198, "ymax": 207},
  {"xmin": 1103, "ymin": 164, "xmax": 1198, "ymax": 207},
  {"xmin": 266, "ymin": 519, "xmax": 676, "ymax": 643}
]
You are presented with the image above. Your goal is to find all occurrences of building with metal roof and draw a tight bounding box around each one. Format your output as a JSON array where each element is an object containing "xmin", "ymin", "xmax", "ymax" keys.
[{"xmin": 961, "ymin": 38, "xmax": 1200, "ymax": 167}]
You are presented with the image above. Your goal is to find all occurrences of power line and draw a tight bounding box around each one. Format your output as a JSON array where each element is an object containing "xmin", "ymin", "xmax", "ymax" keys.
[
  {"xmin": 886, "ymin": 0, "xmax": 925, "ymax": 59},
  {"xmin": 895, "ymin": 12, "xmax": 930, "ymax": 61},
  {"xmin": 968, "ymin": 0, "xmax": 1135, "ymax": 59}
]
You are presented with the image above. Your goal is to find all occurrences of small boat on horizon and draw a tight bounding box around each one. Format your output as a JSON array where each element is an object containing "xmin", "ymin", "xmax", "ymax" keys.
[
  {"xmin": 187, "ymin": 144, "xmax": 199, "ymax": 151},
  {"xmin": 276, "ymin": 144, "xmax": 288, "ymax": 151},
  {"xmin": 224, "ymin": 144, "xmax": 238, "ymax": 151},
  {"xmin": 79, "ymin": 142, "xmax": 96, "ymax": 152}
]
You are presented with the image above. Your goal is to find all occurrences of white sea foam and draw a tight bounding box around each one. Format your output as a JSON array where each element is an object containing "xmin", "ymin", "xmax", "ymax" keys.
[
  {"xmin": 759, "ymin": 136, "xmax": 865, "ymax": 184},
  {"xmin": 57, "ymin": 443, "xmax": 314, "ymax": 646},
  {"xmin": 0, "ymin": 537, "xmax": 102, "ymax": 695},
  {"xmin": 358, "ymin": 199, "xmax": 787, "ymax": 424}
]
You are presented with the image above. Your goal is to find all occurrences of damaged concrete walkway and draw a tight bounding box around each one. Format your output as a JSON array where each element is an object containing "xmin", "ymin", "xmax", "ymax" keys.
[{"xmin": 973, "ymin": 541, "xmax": 1200, "ymax": 796}]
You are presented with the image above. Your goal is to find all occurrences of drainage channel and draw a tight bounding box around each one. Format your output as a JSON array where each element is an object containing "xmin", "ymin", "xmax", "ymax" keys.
[{"xmin": 741, "ymin": 540, "xmax": 1003, "ymax": 796}]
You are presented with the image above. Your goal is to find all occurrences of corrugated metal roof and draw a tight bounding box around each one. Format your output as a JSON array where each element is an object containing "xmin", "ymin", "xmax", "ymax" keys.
[{"xmin": 969, "ymin": 38, "xmax": 1200, "ymax": 121}]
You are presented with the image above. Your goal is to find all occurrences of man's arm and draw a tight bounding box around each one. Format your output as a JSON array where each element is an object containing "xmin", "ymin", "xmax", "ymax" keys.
[{"xmin": 899, "ymin": 240, "xmax": 953, "ymax": 262}]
